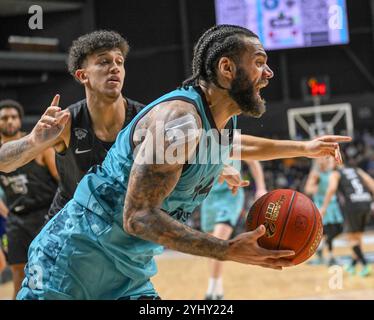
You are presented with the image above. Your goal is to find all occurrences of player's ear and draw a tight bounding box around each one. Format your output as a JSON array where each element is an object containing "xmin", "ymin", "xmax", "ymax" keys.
[
  {"xmin": 75, "ymin": 69, "xmax": 88, "ymax": 84},
  {"xmin": 217, "ymin": 57, "xmax": 236, "ymax": 83}
]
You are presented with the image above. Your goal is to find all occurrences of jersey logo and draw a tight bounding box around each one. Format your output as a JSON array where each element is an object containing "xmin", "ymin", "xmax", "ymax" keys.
[
  {"xmin": 74, "ymin": 128, "xmax": 88, "ymax": 140},
  {"xmin": 75, "ymin": 148, "xmax": 92, "ymax": 155},
  {"xmin": 14, "ymin": 205, "xmax": 26, "ymax": 213},
  {"xmin": 192, "ymin": 177, "xmax": 215, "ymax": 201},
  {"xmin": 0, "ymin": 174, "xmax": 28, "ymax": 194},
  {"xmin": 169, "ymin": 208, "xmax": 191, "ymax": 223}
]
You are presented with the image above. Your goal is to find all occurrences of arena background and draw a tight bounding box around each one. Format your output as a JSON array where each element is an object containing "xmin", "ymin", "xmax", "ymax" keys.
[{"xmin": 0, "ymin": 0, "xmax": 374, "ymax": 300}]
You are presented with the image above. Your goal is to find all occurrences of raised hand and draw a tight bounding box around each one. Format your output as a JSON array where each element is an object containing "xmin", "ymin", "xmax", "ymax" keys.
[
  {"xmin": 303, "ymin": 135, "xmax": 352, "ymax": 164},
  {"xmin": 30, "ymin": 95, "xmax": 70, "ymax": 145}
]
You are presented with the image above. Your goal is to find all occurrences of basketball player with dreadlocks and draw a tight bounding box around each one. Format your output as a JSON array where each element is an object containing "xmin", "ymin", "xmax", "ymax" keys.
[{"xmin": 17, "ymin": 25, "xmax": 349, "ymax": 300}]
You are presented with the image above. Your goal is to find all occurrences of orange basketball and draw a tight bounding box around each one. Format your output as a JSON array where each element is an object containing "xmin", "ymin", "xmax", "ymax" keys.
[{"xmin": 246, "ymin": 189, "xmax": 323, "ymax": 265}]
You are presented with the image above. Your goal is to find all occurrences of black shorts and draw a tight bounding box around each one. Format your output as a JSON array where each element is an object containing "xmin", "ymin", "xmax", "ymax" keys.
[
  {"xmin": 6, "ymin": 208, "xmax": 47, "ymax": 265},
  {"xmin": 323, "ymin": 223, "xmax": 343, "ymax": 239},
  {"xmin": 343, "ymin": 205, "xmax": 371, "ymax": 233}
]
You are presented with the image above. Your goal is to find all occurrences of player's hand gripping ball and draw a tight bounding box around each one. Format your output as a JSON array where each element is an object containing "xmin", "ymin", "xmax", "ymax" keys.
[{"xmin": 246, "ymin": 189, "xmax": 323, "ymax": 265}]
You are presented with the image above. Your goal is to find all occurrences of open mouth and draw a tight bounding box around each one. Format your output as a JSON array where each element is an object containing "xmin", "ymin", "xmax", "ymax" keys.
[
  {"xmin": 257, "ymin": 81, "xmax": 269, "ymax": 90},
  {"xmin": 255, "ymin": 81, "xmax": 268, "ymax": 98},
  {"xmin": 107, "ymin": 76, "xmax": 121, "ymax": 85}
]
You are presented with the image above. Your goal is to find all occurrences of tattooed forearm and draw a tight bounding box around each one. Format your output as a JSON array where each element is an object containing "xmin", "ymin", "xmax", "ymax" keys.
[
  {"xmin": 124, "ymin": 162, "xmax": 229, "ymax": 261},
  {"xmin": 0, "ymin": 136, "xmax": 40, "ymax": 172},
  {"xmin": 123, "ymin": 100, "xmax": 225, "ymax": 259},
  {"xmin": 128, "ymin": 207, "xmax": 229, "ymax": 261}
]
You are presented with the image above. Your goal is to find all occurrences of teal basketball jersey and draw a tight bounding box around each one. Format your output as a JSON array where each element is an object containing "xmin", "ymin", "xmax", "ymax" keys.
[
  {"xmin": 18, "ymin": 86, "xmax": 238, "ymax": 300},
  {"xmin": 201, "ymin": 160, "xmax": 245, "ymax": 232},
  {"xmin": 74, "ymin": 85, "xmax": 237, "ymax": 221},
  {"xmin": 71, "ymin": 85, "xmax": 237, "ymax": 274}
]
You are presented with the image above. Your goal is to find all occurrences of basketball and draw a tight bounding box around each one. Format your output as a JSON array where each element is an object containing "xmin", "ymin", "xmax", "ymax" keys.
[{"xmin": 246, "ymin": 189, "xmax": 323, "ymax": 265}]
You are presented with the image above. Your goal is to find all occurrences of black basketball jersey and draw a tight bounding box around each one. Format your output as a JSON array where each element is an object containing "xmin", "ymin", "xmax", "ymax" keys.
[
  {"xmin": 48, "ymin": 97, "xmax": 144, "ymax": 217},
  {"xmin": 0, "ymin": 158, "xmax": 57, "ymax": 214},
  {"xmin": 338, "ymin": 167, "xmax": 373, "ymax": 207}
]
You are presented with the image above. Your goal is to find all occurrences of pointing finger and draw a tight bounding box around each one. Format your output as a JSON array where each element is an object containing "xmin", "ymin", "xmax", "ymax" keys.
[
  {"xmin": 335, "ymin": 145, "xmax": 343, "ymax": 164},
  {"xmin": 51, "ymin": 94, "xmax": 60, "ymax": 107},
  {"xmin": 318, "ymin": 135, "xmax": 352, "ymax": 143}
]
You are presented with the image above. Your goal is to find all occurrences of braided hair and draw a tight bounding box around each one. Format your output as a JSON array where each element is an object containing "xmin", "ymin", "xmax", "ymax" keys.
[{"xmin": 182, "ymin": 25, "xmax": 259, "ymax": 88}]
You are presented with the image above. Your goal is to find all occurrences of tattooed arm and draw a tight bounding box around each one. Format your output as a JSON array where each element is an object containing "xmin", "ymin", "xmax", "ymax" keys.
[
  {"xmin": 0, "ymin": 136, "xmax": 38, "ymax": 172},
  {"xmin": 0, "ymin": 95, "xmax": 70, "ymax": 173},
  {"xmin": 123, "ymin": 101, "xmax": 294, "ymax": 269}
]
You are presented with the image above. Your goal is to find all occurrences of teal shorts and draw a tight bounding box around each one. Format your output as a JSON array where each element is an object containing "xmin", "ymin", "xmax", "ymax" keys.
[
  {"xmin": 16, "ymin": 200, "xmax": 160, "ymax": 300},
  {"xmin": 314, "ymin": 197, "xmax": 344, "ymax": 226},
  {"xmin": 201, "ymin": 188, "xmax": 245, "ymax": 233}
]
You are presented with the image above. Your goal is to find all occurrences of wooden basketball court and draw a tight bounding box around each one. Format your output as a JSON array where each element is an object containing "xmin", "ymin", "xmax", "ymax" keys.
[
  {"xmin": 1, "ymin": 234, "xmax": 373, "ymax": 300},
  {"xmin": 152, "ymin": 235, "xmax": 374, "ymax": 300}
]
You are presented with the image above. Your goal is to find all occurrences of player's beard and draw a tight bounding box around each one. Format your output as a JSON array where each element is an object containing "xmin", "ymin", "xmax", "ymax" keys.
[
  {"xmin": 0, "ymin": 126, "xmax": 20, "ymax": 138},
  {"xmin": 228, "ymin": 66, "xmax": 266, "ymax": 118}
]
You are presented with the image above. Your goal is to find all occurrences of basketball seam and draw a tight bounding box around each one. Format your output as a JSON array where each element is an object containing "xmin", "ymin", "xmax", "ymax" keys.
[
  {"xmin": 295, "ymin": 202, "xmax": 318, "ymax": 259},
  {"xmin": 276, "ymin": 190, "xmax": 296, "ymax": 250}
]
